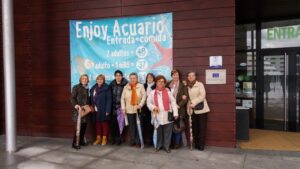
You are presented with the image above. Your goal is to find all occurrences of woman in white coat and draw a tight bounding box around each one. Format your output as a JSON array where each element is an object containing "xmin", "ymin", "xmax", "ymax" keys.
[{"xmin": 147, "ymin": 75, "xmax": 178, "ymax": 153}]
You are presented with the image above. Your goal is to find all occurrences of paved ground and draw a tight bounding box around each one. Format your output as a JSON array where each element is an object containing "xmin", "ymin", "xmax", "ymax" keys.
[{"xmin": 1, "ymin": 135, "xmax": 300, "ymax": 169}]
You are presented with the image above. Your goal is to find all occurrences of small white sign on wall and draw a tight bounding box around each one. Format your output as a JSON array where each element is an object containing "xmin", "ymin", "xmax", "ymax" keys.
[
  {"xmin": 242, "ymin": 100, "xmax": 253, "ymax": 108},
  {"xmin": 205, "ymin": 69, "xmax": 226, "ymax": 84},
  {"xmin": 209, "ymin": 56, "xmax": 222, "ymax": 68}
]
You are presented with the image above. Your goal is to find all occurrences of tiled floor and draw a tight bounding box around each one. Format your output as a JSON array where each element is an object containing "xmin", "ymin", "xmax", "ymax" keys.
[
  {"xmin": 1, "ymin": 135, "xmax": 300, "ymax": 169},
  {"xmin": 239, "ymin": 129, "xmax": 300, "ymax": 151}
]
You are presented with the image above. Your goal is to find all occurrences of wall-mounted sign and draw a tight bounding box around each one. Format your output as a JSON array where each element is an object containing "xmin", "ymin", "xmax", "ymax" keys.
[
  {"xmin": 242, "ymin": 100, "xmax": 253, "ymax": 108},
  {"xmin": 69, "ymin": 13, "xmax": 173, "ymax": 88},
  {"xmin": 205, "ymin": 69, "xmax": 226, "ymax": 84},
  {"xmin": 267, "ymin": 25, "xmax": 300, "ymax": 40},
  {"xmin": 262, "ymin": 24, "xmax": 300, "ymax": 48},
  {"xmin": 209, "ymin": 56, "xmax": 222, "ymax": 68}
]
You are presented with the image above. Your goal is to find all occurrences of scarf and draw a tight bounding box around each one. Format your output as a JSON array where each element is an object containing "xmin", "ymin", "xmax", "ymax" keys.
[
  {"xmin": 187, "ymin": 80, "xmax": 196, "ymax": 88},
  {"xmin": 93, "ymin": 85, "xmax": 102, "ymax": 104},
  {"xmin": 147, "ymin": 82, "xmax": 155, "ymax": 96},
  {"xmin": 130, "ymin": 83, "xmax": 138, "ymax": 106},
  {"xmin": 154, "ymin": 87, "xmax": 170, "ymax": 112},
  {"xmin": 83, "ymin": 84, "xmax": 89, "ymax": 89},
  {"xmin": 169, "ymin": 80, "xmax": 179, "ymax": 98}
]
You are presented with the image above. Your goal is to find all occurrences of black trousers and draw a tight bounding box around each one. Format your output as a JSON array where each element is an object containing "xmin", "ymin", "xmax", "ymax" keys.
[
  {"xmin": 141, "ymin": 109, "xmax": 154, "ymax": 145},
  {"xmin": 110, "ymin": 113, "xmax": 122, "ymax": 143},
  {"xmin": 72, "ymin": 122, "xmax": 87, "ymax": 145},
  {"xmin": 191, "ymin": 113, "xmax": 207, "ymax": 148},
  {"xmin": 127, "ymin": 114, "xmax": 140, "ymax": 145}
]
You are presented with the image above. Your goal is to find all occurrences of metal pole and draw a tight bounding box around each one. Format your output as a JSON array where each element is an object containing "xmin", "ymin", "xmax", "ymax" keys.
[
  {"xmin": 284, "ymin": 53, "xmax": 288, "ymax": 131},
  {"xmin": 2, "ymin": 0, "xmax": 16, "ymax": 152}
]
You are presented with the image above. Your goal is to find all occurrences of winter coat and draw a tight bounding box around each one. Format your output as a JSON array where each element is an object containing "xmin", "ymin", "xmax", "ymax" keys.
[
  {"xmin": 147, "ymin": 89, "xmax": 179, "ymax": 125},
  {"xmin": 109, "ymin": 78, "xmax": 128, "ymax": 112},
  {"xmin": 121, "ymin": 83, "xmax": 146, "ymax": 114},
  {"xmin": 166, "ymin": 81, "xmax": 189, "ymax": 119},
  {"xmin": 141, "ymin": 83, "xmax": 156, "ymax": 117},
  {"xmin": 90, "ymin": 83, "xmax": 112, "ymax": 122},
  {"xmin": 71, "ymin": 84, "xmax": 90, "ymax": 123},
  {"xmin": 187, "ymin": 81, "xmax": 210, "ymax": 114}
]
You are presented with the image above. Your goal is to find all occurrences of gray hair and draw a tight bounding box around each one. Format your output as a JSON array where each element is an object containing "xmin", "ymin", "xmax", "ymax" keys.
[{"xmin": 129, "ymin": 72, "xmax": 138, "ymax": 78}]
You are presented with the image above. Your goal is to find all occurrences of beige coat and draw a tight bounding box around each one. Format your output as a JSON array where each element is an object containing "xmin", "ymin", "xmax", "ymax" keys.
[
  {"xmin": 121, "ymin": 83, "xmax": 146, "ymax": 114},
  {"xmin": 187, "ymin": 81, "xmax": 210, "ymax": 114}
]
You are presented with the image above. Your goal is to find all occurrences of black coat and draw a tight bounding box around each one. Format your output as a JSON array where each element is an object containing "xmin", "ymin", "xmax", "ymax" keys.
[
  {"xmin": 71, "ymin": 84, "xmax": 90, "ymax": 123},
  {"xmin": 90, "ymin": 83, "xmax": 112, "ymax": 122},
  {"xmin": 166, "ymin": 81, "xmax": 189, "ymax": 119},
  {"xmin": 109, "ymin": 78, "xmax": 128, "ymax": 111}
]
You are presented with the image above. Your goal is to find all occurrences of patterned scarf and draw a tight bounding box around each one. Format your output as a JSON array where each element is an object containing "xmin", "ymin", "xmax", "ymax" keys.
[
  {"xmin": 187, "ymin": 80, "xmax": 196, "ymax": 88},
  {"xmin": 169, "ymin": 80, "xmax": 179, "ymax": 98},
  {"xmin": 93, "ymin": 85, "xmax": 102, "ymax": 104}
]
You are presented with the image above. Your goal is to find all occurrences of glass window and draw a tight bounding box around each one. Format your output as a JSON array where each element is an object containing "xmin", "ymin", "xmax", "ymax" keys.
[
  {"xmin": 236, "ymin": 24, "xmax": 256, "ymax": 51},
  {"xmin": 236, "ymin": 24, "xmax": 256, "ymax": 96},
  {"xmin": 236, "ymin": 24, "xmax": 257, "ymax": 128},
  {"xmin": 261, "ymin": 19, "xmax": 300, "ymax": 48},
  {"xmin": 236, "ymin": 52, "xmax": 256, "ymax": 94}
]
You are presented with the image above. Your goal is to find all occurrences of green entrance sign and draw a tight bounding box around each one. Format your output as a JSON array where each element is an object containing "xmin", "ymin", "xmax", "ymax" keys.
[{"xmin": 267, "ymin": 25, "xmax": 300, "ymax": 40}]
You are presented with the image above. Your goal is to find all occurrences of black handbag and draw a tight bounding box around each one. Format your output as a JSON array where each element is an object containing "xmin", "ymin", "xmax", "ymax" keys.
[
  {"xmin": 168, "ymin": 112, "xmax": 174, "ymax": 121},
  {"xmin": 194, "ymin": 102, "xmax": 204, "ymax": 110}
]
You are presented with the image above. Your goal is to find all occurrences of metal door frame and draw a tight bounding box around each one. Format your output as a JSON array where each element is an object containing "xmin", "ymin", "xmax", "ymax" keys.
[{"xmin": 257, "ymin": 48, "xmax": 300, "ymax": 131}]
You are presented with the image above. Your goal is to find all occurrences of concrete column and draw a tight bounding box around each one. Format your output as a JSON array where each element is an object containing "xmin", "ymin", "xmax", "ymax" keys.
[{"xmin": 2, "ymin": 0, "xmax": 17, "ymax": 152}]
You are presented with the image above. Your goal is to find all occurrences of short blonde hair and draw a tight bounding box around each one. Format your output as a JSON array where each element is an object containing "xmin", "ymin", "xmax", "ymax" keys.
[{"xmin": 96, "ymin": 74, "xmax": 105, "ymax": 83}]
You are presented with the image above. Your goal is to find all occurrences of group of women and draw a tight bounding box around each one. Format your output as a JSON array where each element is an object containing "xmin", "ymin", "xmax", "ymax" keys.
[{"xmin": 71, "ymin": 69, "xmax": 210, "ymax": 153}]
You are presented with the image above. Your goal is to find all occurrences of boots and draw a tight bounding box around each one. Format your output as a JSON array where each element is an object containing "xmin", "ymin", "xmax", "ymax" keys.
[
  {"xmin": 93, "ymin": 135, "xmax": 101, "ymax": 145},
  {"xmin": 72, "ymin": 133, "xmax": 80, "ymax": 150},
  {"xmin": 101, "ymin": 136, "xmax": 107, "ymax": 146},
  {"xmin": 72, "ymin": 143, "xmax": 80, "ymax": 150}
]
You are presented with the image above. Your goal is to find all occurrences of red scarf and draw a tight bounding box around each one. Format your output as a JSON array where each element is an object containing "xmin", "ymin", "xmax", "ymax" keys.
[{"xmin": 154, "ymin": 87, "xmax": 170, "ymax": 112}]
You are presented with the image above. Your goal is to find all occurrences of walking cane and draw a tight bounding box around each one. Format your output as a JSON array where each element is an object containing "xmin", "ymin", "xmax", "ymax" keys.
[
  {"xmin": 189, "ymin": 112, "xmax": 193, "ymax": 150},
  {"xmin": 76, "ymin": 106, "xmax": 82, "ymax": 147},
  {"xmin": 136, "ymin": 109, "xmax": 144, "ymax": 149},
  {"xmin": 152, "ymin": 113, "xmax": 159, "ymax": 149}
]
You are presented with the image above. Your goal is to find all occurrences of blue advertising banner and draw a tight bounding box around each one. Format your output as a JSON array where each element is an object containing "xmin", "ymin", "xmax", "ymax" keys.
[{"xmin": 70, "ymin": 13, "xmax": 173, "ymax": 87}]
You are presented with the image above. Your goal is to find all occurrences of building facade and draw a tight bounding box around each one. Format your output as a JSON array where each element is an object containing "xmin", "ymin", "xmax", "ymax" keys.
[{"xmin": 1, "ymin": 0, "xmax": 235, "ymax": 147}]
